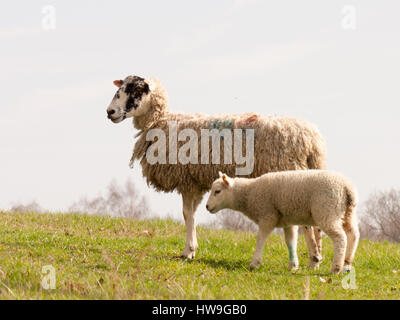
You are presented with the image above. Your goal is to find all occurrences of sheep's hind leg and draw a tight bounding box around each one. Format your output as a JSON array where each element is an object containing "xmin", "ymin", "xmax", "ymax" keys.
[
  {"xmin": 323, "ymin": 225, "xmax": 347, "ymax": 274},
  {"xmin": 181, "ymin": 192, "xmax": 203, "ymax": 259},
  {"xmin": 303, "ymin": 226, "xmax": 322, "ymax": 270},
  {"xmin": 284, "ymin": 226, "xmax": 299, "ymax": 271}
]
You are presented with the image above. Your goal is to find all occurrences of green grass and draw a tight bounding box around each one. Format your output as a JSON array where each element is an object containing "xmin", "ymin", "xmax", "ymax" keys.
[{"xmin": 0, "ymin": 211, "xmax": 399, "ymax": 299}]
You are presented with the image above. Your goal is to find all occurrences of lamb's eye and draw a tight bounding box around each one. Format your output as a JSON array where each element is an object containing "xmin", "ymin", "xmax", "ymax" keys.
[{"xmin": 214, "ymin": 190, "xmax": 221, "ymax": 195}]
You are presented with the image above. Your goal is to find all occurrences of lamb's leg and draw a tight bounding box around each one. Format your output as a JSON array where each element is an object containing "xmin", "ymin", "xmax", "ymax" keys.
[
  {"xmin": 323, "ymin": 226, "xmax": 347, "ymax": 274},
  {"xmin": 302, "ymin": 226, "xmax": 322, "ymax": 269},
  {"xmin": 343, "ymin": 217, "xmax": 360, "ymax": 272},
  {"xmin": 313, "ymin": 226, "xmax": 323, "ymax": 257},
  {"xmin": 181, "ymin": 192, "xmax": 203, "ymax": 259},
  {"xmin": 284, "ymin": 226, "xmax": 299, "ymax": 271},
  {"xmin": 250, "ymin": 221, "xmax": 275, "ymax": 269}
]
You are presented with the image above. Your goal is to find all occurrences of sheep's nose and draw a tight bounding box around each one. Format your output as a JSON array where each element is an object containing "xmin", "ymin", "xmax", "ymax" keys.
[
  {"xmin": 107, "ymin": 109, "xmax": 116, "ymax": 117},
  {"xmin": 206, "ymin": 204, "xmax": 209, "ymax": 210}
]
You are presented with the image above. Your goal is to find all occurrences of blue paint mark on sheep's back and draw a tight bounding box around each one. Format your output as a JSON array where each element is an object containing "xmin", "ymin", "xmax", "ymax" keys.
[{"xmin": 209, "ymin": 120, "xmax": 233, "ymax": 130}]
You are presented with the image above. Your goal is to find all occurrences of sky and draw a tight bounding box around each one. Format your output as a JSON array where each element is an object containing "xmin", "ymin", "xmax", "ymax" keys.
[{"xmin": 1, "ymin": 0, "xmax": 400, "ymax": 224}]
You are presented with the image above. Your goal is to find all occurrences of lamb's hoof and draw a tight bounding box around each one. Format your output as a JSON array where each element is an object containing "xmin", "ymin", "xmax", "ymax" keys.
[
  {"xmin": 342, "ymin": 265, "xmax": 352, "ymax": 273},
  {"xmin": 330, "ymin": 266, "xmax": 342, "ymax": 275},
  {"xmin": 308, "ymin": 255, "xmax": 322, "ymax": 270}
]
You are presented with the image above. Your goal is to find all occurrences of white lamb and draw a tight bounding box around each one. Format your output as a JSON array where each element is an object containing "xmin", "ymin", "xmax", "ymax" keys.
[{"xmin": 206, "ymin": 170, "xmax": 359, "ymax": 274}]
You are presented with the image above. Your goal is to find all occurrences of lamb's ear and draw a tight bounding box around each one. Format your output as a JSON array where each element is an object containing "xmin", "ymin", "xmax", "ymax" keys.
[
  {"xmin": 218, "ymin": 171, "xmax": 224, "ymax": 178},
  {"xmin": 113, "ymin": 80, "xmax": 123, "ymax": 88},
  {"xmin": 221, "ymin": 174, "xmax": 232, "ymax": 187}
]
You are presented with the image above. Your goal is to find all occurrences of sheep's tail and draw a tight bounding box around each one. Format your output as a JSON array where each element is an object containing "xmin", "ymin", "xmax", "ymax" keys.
[
  {"xmin": 129, "ymin": 157, "xmax": 134, "ymax": 169},
  {"xmin": 306, "ymin": 131, "xmax": 327, "ymax": 170},
  {"xmin": 306, "ymin": 147, "xmax": 327, "ymax": 170}
]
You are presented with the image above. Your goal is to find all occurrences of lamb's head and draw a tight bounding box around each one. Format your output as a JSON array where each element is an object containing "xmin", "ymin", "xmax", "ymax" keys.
[
  {"xmin": 106, "ymin": 75, "xmax": 160, "ymax": 123},
  {"xmin": 206, "ymin": 172, "xmax": 234, "ymax": 214}
]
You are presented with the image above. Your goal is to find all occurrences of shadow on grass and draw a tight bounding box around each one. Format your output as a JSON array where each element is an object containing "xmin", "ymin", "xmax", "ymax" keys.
[
  {"xmin": 193, "ymin": 257, "xmax": 253, "ymax": 271},
  {"xmin": 192, "ymin": 257, "xmax": 333, "ymax": 277},
  {"xmin": 149, "ymin": 252, "xmax": 333, "ymax": 277}
]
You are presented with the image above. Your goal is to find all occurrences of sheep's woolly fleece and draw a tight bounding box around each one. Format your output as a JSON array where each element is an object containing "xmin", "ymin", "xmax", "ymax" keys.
[{"xmin": 130, "ymin": 78, "xmax": 327, "ymax": 195}]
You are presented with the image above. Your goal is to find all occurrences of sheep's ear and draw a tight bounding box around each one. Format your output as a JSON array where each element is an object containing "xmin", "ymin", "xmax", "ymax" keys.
[
  {"xmin": 146, "ymin": 78, "xmax": 156, "ymax": 91},
  {"xmin": 218, "ymin": 171, "xmax": 224, "ymax": 178},
  {"xmin": 113, "ymin": 80, "xmax": 123, "ymax": 88},
  {"xmin": 222, "ymin": 174, "xmax": 231, "ymax": 187}
]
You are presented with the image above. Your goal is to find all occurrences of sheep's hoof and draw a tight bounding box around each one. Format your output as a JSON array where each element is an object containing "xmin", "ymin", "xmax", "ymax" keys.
[
  {"xmin": 288, "ymin": 262, "xmax": 299, "ymax": 272},
  {"xmin": 249, "ymin": 261, "xmax": 261, "ymax": 270},
  {"xmin": 180, "ymin": 253, "xmax": 195, "ymax": 260},
  {"xmin": 307, "ymin": 261, "xmax": 320, "ymax": 270},
  {"xmin": 181, "ymin": 249, "xmax": 196, "ymax": 259}
]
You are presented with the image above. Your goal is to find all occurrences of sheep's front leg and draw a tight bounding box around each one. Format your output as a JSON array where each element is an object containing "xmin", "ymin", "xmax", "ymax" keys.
[
  {"xmin": 181, "ymin": 192, "xmax": 203, "ymax": 259},
  {"xmin": 250, "ymin": 221, "xmax": 275, "ymax": 269},
  {"xmin": 284, "ymin": 226, "xmax": 299, "ymax": 271},
  {"xmin": 302, "ymin": 226, "xmax": 322, "ymax": 269}
]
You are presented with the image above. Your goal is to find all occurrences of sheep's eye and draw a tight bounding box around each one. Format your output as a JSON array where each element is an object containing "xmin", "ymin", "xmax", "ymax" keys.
[{"xmin": 214, "ymin": 190, "xmax": 221, "ymax": 195}]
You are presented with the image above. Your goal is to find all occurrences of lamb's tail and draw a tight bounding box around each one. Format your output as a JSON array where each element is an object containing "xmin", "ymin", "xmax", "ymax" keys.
[{"xmin": 344, "ymin": 186, "xmax": 358, "ymax": 223}]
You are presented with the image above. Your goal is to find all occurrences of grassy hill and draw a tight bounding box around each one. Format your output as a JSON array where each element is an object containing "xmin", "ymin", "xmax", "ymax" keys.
[{"xmin": 0, "ymin": 211, "xmax": 399, "ymax": 299}]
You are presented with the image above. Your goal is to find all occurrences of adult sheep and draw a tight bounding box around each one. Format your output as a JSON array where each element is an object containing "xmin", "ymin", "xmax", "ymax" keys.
[{"xmin": 106, "ymin": 75, "xmax": 326, "ymax": 269}]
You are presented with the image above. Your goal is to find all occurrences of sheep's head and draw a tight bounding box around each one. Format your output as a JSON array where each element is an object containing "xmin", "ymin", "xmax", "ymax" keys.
[
  {"xmin": 206, "ymin": 172, "xmax": 234, "ymax": 214},
  {"xmin": 106, "ymin": 75, "xmax": 155, "ymax": 123}
]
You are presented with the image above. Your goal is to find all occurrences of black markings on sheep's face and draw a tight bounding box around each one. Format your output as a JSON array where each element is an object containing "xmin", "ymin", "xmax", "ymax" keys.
[
  {"xmin": 122, "ymin": 76, "xmax": 150, "ymax": 112},
  {"xmin": 115, "ymin": 90, "xmax": 120, "ymax": 99}
]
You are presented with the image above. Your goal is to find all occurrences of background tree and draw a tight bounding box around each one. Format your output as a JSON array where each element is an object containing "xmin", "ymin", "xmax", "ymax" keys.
[
  {"xmin": 10, "ymin": 201, "xmax": 43, "ymax": 213},
  {"xmin": 214, "ymin": 209, "xmax": 258, "ymax": 233},
  {"xmin": 359, "ymin": 189, "xmax": 400, "ymax": 242},
  {"xmin": 69, "ymin": 179, "xmax": 151, "ymax": 219}
]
